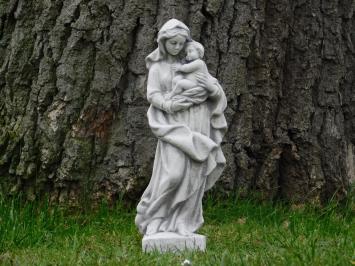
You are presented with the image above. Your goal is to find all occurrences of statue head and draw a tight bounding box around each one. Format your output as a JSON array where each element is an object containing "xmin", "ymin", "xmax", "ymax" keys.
[
  {"xmin": 185, "ymin": 41, "xmax": 204, "ymax": 61},
  {"xmin": 146, "ymin": 19, "xmax": 191, "ymax": 69}
]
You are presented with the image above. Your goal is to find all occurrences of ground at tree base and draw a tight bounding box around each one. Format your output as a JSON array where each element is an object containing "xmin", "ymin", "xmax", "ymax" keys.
[{"xmin": 0, "ymin": 192, "xmax": 353, "ymax": 265}]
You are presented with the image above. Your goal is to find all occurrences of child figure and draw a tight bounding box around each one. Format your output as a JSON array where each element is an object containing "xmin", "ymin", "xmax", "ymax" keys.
[{"xmin": 166, "ymin": 41, "xmax": 210, "ymax": 104}]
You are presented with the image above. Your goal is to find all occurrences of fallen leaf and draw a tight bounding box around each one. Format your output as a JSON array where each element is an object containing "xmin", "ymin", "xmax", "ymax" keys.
[
  {"xmin": 237, "ymin": 217, "xmax": 247, "ymax": 225},
  {"xmin": 282, "ymin": 220, "xmax": 290, "ymax": 229}
]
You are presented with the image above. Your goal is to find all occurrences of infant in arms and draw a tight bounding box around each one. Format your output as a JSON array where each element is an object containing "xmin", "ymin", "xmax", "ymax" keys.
[{"xmin": 166, "ymin": 41, "xmax": 210, "ymax": 104}]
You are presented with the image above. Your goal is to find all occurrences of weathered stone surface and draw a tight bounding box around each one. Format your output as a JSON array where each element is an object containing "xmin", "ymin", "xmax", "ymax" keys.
[
  {"xmin": 0, "ymin": 0, "xmax": 353, "ymax": 204},
  {"xmin": 142, "ymin": 232, "xmax": 206, "ymax": 253}
]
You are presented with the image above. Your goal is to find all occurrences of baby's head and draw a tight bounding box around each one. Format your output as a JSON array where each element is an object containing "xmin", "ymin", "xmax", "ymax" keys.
[{"xmin": 185, "ymin": 41, "xmax": 204, "ymax": 61}]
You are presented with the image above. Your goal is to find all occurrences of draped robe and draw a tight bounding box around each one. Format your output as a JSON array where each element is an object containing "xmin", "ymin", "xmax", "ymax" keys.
[{"xmin": 135, "ymin": 61, "xmax": 227, "ymax": 235}]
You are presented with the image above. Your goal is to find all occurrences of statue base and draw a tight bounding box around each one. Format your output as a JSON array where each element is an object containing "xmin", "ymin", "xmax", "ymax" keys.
[{"xmin": 142, "ymin": 232, "xmax": 206, "ymax": 253}]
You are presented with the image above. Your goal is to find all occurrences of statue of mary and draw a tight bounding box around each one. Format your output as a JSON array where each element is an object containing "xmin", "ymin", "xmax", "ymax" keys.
[{"xmin": 135, "ymin": 19, "xmax": 227, "ymax": 251}]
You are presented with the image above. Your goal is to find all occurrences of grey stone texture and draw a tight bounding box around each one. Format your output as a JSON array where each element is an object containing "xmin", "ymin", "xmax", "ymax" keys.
[
  {"xmin": 0, "ymin": 0, "xmax": 354, "ymax": 204},
  {"xmin": 142, "ymin": 232, "xmax": 206, "ymax": 253}
]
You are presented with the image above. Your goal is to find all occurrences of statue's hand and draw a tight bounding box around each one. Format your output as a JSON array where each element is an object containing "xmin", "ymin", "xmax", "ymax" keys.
[
  {"xmin": 196, "ymin": 72, "xmax": 218, "ymax": 94},
  {"xmin": 170, "ymin": 99, "xmax": 192, "ymax": 112},
  {"xmin": 171, "ymin": 63, "xmax": 179, "ymax": 72}
]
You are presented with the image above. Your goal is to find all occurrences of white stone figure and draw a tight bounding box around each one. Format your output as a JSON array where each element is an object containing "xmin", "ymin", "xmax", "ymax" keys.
[
  {"xmin": 135, "ymin": 18, "xmax": 227, "ymax": 252},
  {"xmin": 166, "ymin": 41, "xmax": 209, "ymax": 104}
]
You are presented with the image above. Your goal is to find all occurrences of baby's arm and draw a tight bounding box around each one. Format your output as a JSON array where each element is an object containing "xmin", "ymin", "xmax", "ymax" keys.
[{"xmin": 177, "ymin": 59, "xmax": 204, "ymax": 73}]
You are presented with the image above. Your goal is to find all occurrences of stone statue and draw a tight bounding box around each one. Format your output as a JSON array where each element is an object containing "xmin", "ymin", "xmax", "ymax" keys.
[
  {"xmin": 135, "ymin": 18, "xmax": 228, "ymax": 252},
  {"xmin": 166, "ymin": 40, "xmax": 209, "ymax": 104}
]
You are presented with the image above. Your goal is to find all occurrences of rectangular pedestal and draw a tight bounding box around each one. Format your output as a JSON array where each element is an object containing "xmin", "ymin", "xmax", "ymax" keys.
[{"xmin": 142, "ymin": 232, "xmax": 206, "ymax": 253}]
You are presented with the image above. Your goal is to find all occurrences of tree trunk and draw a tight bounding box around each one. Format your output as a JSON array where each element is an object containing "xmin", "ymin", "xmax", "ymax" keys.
[{"xmin": 0, "ymin": 0, "xmax": 354, "ymax": 204}]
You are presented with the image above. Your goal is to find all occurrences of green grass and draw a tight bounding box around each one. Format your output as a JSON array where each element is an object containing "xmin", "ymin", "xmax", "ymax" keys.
[{"xmin": 0, "ymin": 192, "xmax": 354, "ymax": 266}]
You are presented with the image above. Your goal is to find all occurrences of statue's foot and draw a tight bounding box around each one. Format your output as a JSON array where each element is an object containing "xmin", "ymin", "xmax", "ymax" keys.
[
  {"xmin": 145, "ymin": 219, "xmax": 161, "ymax": 235},
  {"xmin": 177, "ymin": 226, "xmax": 193, "ymax": 236},
  {"xmin": 145, "ymin": 226, "xmax": 158, "ymax": 236}
]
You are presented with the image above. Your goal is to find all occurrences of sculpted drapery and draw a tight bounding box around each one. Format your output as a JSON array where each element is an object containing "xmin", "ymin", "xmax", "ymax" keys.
[{"xmin": 135, "ymin": 19, "xmax": 227, "ymax": 236}]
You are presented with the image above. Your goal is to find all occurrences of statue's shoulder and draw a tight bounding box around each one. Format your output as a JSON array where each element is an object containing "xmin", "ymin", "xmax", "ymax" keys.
[{"xmin": 148, "ymin": 62, "xmax": 163, "ymax": 73}]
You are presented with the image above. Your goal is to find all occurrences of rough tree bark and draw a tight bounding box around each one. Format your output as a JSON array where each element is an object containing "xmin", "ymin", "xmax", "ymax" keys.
[{"xmin": 0, "ymin": 0, "xmax": 354, "ymax": 204}]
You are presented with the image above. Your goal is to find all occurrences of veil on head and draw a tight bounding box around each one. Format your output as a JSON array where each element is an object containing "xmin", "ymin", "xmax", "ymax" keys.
[{"xmin": 145, "ymin": 19, "xmax": 192, "ymax": 69}]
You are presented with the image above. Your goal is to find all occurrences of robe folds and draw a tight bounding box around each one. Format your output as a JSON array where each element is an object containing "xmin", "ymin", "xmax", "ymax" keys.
[{"xmin": 135, "ymin": 62, "xmax": 227, "ymax": 235}]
